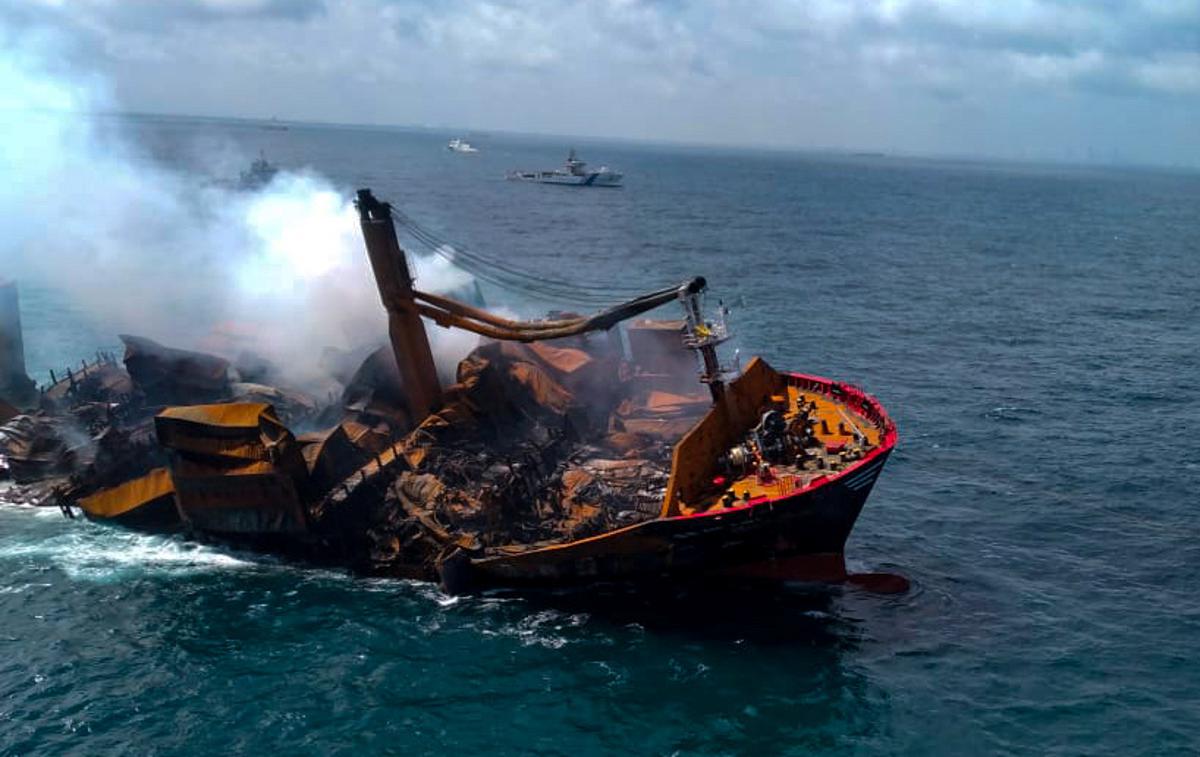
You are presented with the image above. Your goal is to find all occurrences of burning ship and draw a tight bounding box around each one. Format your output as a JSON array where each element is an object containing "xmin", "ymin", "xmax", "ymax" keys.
[{"xmin": 0, "ymin": 191, "xmax": 897, "ymax": 593}]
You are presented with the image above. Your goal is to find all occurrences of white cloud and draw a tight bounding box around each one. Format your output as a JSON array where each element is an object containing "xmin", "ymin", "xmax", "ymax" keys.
[
  {"xmin": 1134, "ymin": 52, "xmax": 1200, "ymax": 94},
  {"xmin": 418, "ymin": 2, "xmax": 560, "ymax": 69},
  {"xmin": 1, "ymin": 0, "xmax": 1197, "ymax": 164},
  {"xmin": 1007, "ymin": 49, "xmax": 1107, "ymax": 85}
]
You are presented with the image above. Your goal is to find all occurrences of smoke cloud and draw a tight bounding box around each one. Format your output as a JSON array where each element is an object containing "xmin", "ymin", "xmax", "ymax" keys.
[{"xmin": 0, "ymin": 30, "xmax": 478, "ymax": 396}]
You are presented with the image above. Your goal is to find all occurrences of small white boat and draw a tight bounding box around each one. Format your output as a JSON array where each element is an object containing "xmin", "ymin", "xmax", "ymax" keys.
[
  {"xmin": 447, "ymin": 138, "xmax": 479, "ymax": 153},
  {"xmin": 507, "ymin": 149, "xmax": 623, "ymax": 187}
]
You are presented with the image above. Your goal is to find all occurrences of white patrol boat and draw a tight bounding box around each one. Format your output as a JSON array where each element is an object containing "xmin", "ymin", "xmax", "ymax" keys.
[
  {"xmin": 447, "ymin": 138, "xmax": 479, "ymax": 153},
  {"xmin": 507, "ymin": 149, "xmax": 622, "ymax": 187}
]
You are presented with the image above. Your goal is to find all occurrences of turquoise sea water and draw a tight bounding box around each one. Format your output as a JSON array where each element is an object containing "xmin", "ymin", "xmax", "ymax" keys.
[{"xmin": 2, "ymin": 119, "xmax": 1199, "ymax": 755}]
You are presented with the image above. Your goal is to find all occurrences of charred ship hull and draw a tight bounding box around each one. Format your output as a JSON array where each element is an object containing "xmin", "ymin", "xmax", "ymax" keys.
[
  {"xmin": 469, "ymin": 450, "xmax": 891, "ymax": 589},
  {"xmin": 4, "ymin": 189, "xmax": 899, "ymax": 595},
  {"xmin": 457, "ymin": 370, "xmax": 896, "ymax": 591}
]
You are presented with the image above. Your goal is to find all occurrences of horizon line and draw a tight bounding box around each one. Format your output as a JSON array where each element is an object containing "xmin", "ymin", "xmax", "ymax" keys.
[{"xmin": 60, "ymin": 106, "xmax": 1200, "ymax": 174}]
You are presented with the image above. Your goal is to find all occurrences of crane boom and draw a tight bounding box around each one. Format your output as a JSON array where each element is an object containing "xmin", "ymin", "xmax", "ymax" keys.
[
  {"xmin": 412, "ymin": 279, "xmax": 705, "ymax": 342},
  {"xmin": 357, "ymin": 187, "xmax": 726, "ymax": 415}
]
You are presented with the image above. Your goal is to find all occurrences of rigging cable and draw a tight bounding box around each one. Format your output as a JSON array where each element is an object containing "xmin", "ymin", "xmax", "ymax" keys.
[
  {"xmin": 394, "ymin": 208, "xmax": 644, "ymax": 295},
  {"xmin": 390, "ymin": 208, "xmax": 652, "ymax": 306},
  {"xmin": 398, "ymin": 224, "xmax": 626, "ymax": 305}
]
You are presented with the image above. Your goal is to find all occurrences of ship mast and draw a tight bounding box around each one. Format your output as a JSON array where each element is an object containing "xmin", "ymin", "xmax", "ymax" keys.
[{"xmin": 355, "ymin": 189, "xmax": 443, "ymax": 423}]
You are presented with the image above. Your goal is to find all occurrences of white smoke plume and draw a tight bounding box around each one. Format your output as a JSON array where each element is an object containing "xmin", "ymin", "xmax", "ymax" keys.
[{"xmin": 0, "ymin": 30, "xmax": 478, "ymax": 396}]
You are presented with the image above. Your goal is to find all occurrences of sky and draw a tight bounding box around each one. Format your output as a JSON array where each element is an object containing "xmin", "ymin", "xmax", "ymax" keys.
[{"xmin": 2, "ymin": 0, "xmax": 1198, "ymax": 167}]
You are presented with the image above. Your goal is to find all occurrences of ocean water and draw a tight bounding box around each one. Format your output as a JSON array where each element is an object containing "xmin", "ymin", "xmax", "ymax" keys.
[{"xmin": 3, "ymin": 119, "xmax": 1199, "ymax": 755}]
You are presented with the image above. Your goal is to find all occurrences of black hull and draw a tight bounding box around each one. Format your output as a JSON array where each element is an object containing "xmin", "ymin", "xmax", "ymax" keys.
[
  {"xmin": 463, "ymin": 450, "xmax": 891, "ymax": 590},
  {"xmin": 82, "ymin": 495, "xmax": 181, "ymax": 533}
]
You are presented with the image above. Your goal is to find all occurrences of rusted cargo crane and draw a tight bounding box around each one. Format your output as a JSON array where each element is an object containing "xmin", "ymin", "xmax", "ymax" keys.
[{"xmin": 354, "ymin": 190, "xmax": 721, "ymax": 402}]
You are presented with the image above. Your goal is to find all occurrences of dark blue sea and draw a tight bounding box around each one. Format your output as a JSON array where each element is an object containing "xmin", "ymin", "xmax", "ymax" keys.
[{"xmin": 3, "ymin": 118, "xmax": 1199, "ymax": 755}]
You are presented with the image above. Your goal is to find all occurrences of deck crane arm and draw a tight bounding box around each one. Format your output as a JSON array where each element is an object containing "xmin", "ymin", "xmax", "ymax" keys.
[
  {"xmin": 356, "ymin": 188, "xmax": 726, "ymax": 412},
  {"xmin": 411, "ymin": 279, "xmax": 707, "ymax": 343}
]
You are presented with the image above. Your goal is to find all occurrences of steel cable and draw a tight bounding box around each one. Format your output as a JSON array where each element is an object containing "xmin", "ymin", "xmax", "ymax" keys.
[{"xmin": 391, "ymin": 209, "xmax": 651, "ymax": 306}]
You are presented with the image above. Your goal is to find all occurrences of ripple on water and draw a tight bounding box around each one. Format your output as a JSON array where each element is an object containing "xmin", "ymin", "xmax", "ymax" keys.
[{"xmin": 0, "ymin": 519, "xmax": 264, "ymax": 582}]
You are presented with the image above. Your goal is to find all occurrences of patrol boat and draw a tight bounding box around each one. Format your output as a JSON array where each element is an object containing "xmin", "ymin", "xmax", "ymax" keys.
[
  {"xmin": 507, "ymin": 149, "xmax": 623, "ymax": 187},
  {"xmin": 238, "ymin": 152, "xmax": 279, "ymax": 190}
]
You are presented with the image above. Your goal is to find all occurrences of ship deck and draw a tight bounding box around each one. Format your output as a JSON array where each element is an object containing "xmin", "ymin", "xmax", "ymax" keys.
[
  {"xmin": 474, "ymin": 362, "xmax": 893, "ymax": 556},
  {"xmin": 465, "ymin": 367, "xmax": 897, "ymax": 587},
  {"xmin": 687, "ymin": 384, "xmax": 884, "ymax": 513}
]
